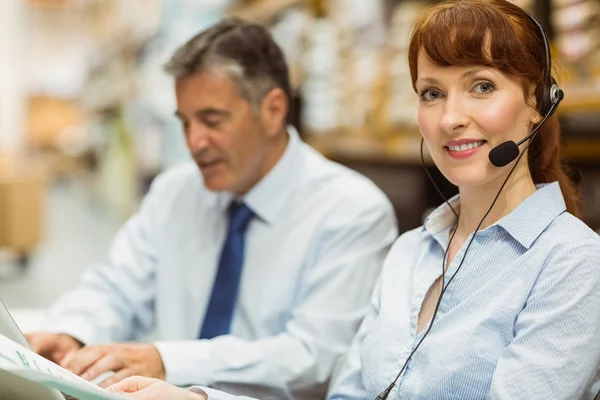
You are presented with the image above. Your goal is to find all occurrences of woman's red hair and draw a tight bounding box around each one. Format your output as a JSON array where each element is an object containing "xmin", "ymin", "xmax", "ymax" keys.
[{"xmin": 408, "ymin": 0, "xmax": 581, "ymax": 216}]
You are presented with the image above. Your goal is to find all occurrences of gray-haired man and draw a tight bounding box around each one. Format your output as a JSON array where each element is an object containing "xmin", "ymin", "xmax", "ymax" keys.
[{"xmin": 26, "ymin": 18, "xmax": 397, "ymax": 400}]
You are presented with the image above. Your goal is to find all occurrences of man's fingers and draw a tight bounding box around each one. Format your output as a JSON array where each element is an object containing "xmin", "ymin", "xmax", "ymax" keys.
[
  {"xmin": 57, "ymin": 349, "xmax": 77, "ymax": 367},
  {"xmin": 61, "ymin": 346, "xmax": 106, "ymax": 376},
  {"xmin": 80, "ymin": 353, "xmax": 123, "ymax": 382},
  {"xmin": 24, "ymin": 334, "xmax": 39, "ymax": 350},
  {"xmin": 26, "ymin": 333, "xmax": 83, "ymax": 364},
  {"xmin": 25, "ymin": 334, "xmax": 54, "ymax": 358},
  {"xmin": 98, "ymin": 368, "xmax": 134, "ymax": 389}
]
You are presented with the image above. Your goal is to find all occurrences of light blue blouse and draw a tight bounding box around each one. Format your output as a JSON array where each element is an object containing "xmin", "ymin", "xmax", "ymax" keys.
[{"xmin": 328, "ymin": 182, "xmax": 600, "ymax": 400}]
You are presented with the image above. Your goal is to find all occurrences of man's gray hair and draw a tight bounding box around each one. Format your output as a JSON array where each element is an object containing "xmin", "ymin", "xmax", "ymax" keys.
[{"xmin": 164, "ymin": 17, "xmax": 292, "ymax": 114}]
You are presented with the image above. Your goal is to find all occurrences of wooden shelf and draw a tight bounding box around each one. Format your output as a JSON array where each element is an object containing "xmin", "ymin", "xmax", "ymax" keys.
[
  {"xmin": 228, "ymin": 0, "xmax": 304, "ymax": 23},
  {"xmin": 305, "ymin": 132, "xmax": 434, "ymax": 166},
  {"xmin": 27, "ymin": 0, "xmax": 101, "ymax": 10},
  {"xmin": 559, "ymin": 88, "xmax": 600, "ymax": 115},
  {"xmin": 27, "ymin": 0, "xmax": 70, "ymax": 9},
  {"xmin": 305, "ymin": 130, "xmax": 600, "ymax": 166},
  {"xmin": 305, "ymin": 84, "xmax": 600, "ymax": 166},
  {"xmin": 563, "ymin": 138, "xmax": 600, "ymax": 162}
]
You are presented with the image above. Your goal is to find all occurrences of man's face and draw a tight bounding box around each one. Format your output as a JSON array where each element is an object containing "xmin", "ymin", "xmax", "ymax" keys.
[{"xmin": 174, "ymin": 70, "xmax": 271, "ymax": 194}]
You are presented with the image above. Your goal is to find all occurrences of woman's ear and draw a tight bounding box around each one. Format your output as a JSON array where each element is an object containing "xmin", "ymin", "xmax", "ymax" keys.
[
  {"xmin": 527, "ymin": 88, "xmax": 543, "ymax": 126},
  {"xmin": 530, "ymin": 108, "xmax": 543, "ymax": 126}
]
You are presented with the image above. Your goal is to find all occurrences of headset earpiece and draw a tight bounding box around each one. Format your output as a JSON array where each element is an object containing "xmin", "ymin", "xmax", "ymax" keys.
[{"xmin": 540, "ymin": 77, "xmax": 564, "ymax": 118}]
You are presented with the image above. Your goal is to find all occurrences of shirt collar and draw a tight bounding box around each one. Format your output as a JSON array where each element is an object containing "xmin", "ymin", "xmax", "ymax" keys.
[
  {"xmin": 423, "ymin": 181, "xmax": 567, "ymax": 249},
  {"xmin": 423, "ymin": 195, "xmax": 461, "ymax": 237},
  {"xmin": 216, "ymin": 126, "xmax": 302, "ymax": 225},
  {"xmin": 495, "ymin": 182, "xmax": 566, "ymax": 249}
]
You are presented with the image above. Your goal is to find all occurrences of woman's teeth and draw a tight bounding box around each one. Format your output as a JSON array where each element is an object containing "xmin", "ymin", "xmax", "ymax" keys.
[{"xmin": 447, "ymin": 141, "xmax": 486, "ymax": 152}]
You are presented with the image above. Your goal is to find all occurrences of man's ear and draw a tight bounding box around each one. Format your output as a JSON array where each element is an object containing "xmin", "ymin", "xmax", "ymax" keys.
[{"xmin": 260, "ymin": 88, "xmax": 288, "ymax": 137}]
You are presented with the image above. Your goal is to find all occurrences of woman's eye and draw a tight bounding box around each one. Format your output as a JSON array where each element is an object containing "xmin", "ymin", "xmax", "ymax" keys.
[
  {"xmin": 420, "ymin": 89, "xmax": 443, "ymax": 101},
  {"xmin": 474, "ymin": 81, "xmax": 495, "ymax": 94}
]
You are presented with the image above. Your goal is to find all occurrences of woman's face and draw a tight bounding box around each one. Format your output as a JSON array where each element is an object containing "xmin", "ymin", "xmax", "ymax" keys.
[{"xmin": 415, "ymin": 53, "xmax": 540, "ymax": 189}]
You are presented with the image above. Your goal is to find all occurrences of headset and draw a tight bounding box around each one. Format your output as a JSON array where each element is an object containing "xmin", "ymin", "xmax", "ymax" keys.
[
  {"xmin": 375, "ymin": 7, "xmax": 564, "ymax": 400},
  {"xmin": 488, "ymin": 11, "xmax": 565, "ymax": 167}
]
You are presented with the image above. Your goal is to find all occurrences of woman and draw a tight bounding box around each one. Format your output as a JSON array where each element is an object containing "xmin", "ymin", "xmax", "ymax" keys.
[{"xmin": 108, "ymin": 0, "xmax": 600, "ymax": 399}]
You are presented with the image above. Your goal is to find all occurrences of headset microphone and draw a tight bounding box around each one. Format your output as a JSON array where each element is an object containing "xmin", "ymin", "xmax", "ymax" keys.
[{"xmin": 488, "ymin": 84, "xmax": 564, "ymax": 167}]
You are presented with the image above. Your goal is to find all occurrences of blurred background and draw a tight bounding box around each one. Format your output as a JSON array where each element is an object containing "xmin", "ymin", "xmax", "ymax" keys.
[{"xmin": 0, "ymin": 0, "xmax": 599, "ymax": 320}]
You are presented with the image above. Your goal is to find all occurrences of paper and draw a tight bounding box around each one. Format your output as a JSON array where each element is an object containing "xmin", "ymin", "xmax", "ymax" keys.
[{"xmin": 0, "ymin": 333, "xmax": 128, "ymax": 400}]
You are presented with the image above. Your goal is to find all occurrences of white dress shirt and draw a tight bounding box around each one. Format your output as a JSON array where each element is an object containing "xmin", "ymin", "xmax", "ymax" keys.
[{"xmin": 44, "ymin": 128, "xmax": 398, "ymax": 399}]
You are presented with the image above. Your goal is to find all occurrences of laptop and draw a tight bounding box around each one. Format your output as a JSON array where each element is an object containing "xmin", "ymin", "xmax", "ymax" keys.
[
  {"xmin": 0, "ymin": 299, "xmax": 76, "ymax": 400},
  {"xmin": 0, "ymin": 301, "xmax": 35, "ymax": 350}
]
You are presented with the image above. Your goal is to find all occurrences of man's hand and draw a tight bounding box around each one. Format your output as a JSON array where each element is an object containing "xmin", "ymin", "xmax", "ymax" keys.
[
  {"xmin": 25, "ymin": 332, "xmax": 83, "ymax": 364},
  {"xmin": 107, "ymin": 376, "xmax": 206, "ymax": 400},
  {"xmin": 60, "ymin": 343, "xmax": 166, "ymax": 388}
]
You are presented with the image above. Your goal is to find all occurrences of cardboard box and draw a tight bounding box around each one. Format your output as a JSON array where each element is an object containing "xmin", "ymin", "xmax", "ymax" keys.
[
  {"xmin": 0, "ymin": 154, "xmax": 47, "ymax": 252},
  {"xmin": 27, "ymin": 96, "xmax": 85, "ymax": 150}
]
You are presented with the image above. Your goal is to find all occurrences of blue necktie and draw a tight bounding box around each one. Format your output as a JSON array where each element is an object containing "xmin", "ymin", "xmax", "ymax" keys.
[{"xmin": 199, "ymin": 202, "xmax": 254, "ymax": 339}]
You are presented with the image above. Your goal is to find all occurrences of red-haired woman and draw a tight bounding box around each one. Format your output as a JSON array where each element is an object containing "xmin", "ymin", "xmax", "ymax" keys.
[{"xmin": 326, "ymin": 1, "xmax": 600, "ymax": 399}]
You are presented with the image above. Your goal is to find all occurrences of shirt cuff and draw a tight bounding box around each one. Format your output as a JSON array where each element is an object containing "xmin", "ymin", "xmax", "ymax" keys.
[
  {"xmin": 189, "ymin": 386, "xmax": 258, "ymax": 400},
  {"xmin": 154, "ymin": 340, "xmax": 212, "ymax": 386}
]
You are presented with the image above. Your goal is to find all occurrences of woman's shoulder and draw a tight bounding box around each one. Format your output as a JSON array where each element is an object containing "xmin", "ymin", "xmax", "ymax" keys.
[
  {"xmin": 543, "ymin": 212, "xmax": 600, "ymax": 248},
  {"xmin": 536, "ymin": 213, "xmax": 600, "ymax": 275}
]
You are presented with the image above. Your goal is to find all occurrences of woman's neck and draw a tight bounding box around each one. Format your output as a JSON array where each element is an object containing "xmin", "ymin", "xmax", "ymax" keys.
[{"xmin": 456, "ymin": 166, "xmax": 537, "ymax": 236}]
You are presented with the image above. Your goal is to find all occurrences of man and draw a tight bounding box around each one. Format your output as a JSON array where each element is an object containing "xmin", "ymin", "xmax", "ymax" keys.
[{"xmin": 26, "ymin": 18, "xmax": 397, "ymax": 400}]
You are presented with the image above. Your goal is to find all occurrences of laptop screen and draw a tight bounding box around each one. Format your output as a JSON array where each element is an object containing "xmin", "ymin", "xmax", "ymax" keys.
[
  {"xmin": 0, "ymin": 300, "xmax": 31, "ymax": 350},
  {"xmin": 0, "ymin": 299, "xmax": 70, "ymax": 400}
]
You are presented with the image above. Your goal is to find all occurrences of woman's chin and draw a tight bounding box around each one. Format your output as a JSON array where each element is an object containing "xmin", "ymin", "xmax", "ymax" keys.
[{"xmin": 441, "ymin": 170, "xmax": 491, "ymax": 190}]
